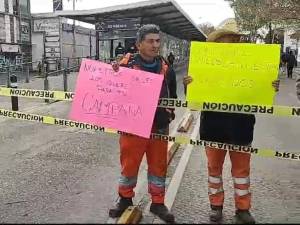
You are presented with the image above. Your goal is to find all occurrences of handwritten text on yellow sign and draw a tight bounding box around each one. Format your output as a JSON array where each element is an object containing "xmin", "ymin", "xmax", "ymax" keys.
[{"xmin": 187, "ymin": 42, "xmax": 280, "ymax": 105}]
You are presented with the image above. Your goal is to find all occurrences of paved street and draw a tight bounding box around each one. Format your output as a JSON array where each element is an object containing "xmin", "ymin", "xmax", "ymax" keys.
[
  {"xmin": 0, "ymin": 66, "xmax": 299, "ymax": 223},
  {"xmin": 0, "ymin": 70, "xmax": 40, "ymax": 86},
  {"xmin": 0, "ymin": 64, "xmax": 188, "ymax": 223},
  {"xmin": 171, "ymin": 68, "xmax": 300, "ymax": 224},
  {"xmin": 1, "ymin": 0, "xmax": 299, "ymax": 223}
]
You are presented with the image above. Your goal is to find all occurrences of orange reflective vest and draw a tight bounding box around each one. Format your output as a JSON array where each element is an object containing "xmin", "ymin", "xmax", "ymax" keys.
[{"xmin": 120, "ymin": 53, "xmax": 174, "ymax": 130}]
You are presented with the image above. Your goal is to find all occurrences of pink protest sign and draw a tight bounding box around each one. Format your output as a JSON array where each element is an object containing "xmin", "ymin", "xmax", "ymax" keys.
[{"xmin": 69, "ymin": 59, "xmax": 163, "ymax": 138}]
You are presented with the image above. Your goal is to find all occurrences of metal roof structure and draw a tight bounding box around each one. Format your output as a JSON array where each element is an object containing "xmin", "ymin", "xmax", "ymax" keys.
[{"xmin": 55, "ymin": 0, "xmax": 206, "ymax": 41}]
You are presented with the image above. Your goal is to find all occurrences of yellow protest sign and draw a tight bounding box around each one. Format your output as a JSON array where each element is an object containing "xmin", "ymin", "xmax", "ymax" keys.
[{"xmin": 187, "ymin": 42, "xmax": 280, "ymax": 105}]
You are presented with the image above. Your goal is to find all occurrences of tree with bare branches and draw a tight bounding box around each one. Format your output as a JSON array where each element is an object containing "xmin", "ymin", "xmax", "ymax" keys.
[
  {"xmin": 198, "ymin": 22, "xmax": 216, "ymax": 36},
  {"xmin": 225, "ymin": 0, "xmax": 300, "ymax": 43}
]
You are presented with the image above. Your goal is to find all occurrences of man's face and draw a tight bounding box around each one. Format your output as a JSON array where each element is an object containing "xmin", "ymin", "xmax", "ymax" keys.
[
  {"xmin": 215, "ymin": 34, "xmax": 241, "ymax": 43},
  {"xmin": 137, "ymin": 33, "xmax": 160, "ymax": 59}
]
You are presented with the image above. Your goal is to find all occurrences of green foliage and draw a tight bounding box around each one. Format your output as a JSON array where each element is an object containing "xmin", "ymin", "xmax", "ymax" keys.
[{"xmin": 226, "ymin": 0, "xmax": 300, "ymax": 42}]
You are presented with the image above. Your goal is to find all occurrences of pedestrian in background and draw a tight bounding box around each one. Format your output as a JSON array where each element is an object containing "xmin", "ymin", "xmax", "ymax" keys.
[
  {"xmin": 280, "ymin": 52, "xmax": 287, "ymax": 76},
  {"xmin": 126, "ymin": 43, "xmax": 137, "ymax": 54},
  {"xmin": 167, "ymin": 52, "xmax": 175, "ymax": 66},
  {"xmin": 115, "ymin": 42, "xmax": 125, "ymax": 58},
  {"xmin": 37, "ymin": 61, "xmax": 42, "ymax": 76},
  {"xmin": 286, "ymin": 51, "xmax": 297, "ymax": 78},
  {"xmin": 109, "ymin": 24, "xmax": 177, "ymax": 223},
  {"xmin": 183, "ymin": 29, "xmax": 280, "ymax": 224}
]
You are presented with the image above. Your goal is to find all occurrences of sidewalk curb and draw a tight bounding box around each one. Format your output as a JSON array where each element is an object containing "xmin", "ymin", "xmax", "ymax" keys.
[
  {"xmin": 150, "ymin": 113, "xmax": 200, "ymax": 224},
  {"xmin": 167, "ymin": 143, "xmax": 180, "ymax": 165}
]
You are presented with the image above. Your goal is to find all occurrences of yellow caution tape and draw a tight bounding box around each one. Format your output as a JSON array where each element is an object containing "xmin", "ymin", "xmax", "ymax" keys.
[
  {"xmin": 0, "ymin": 108, "xmax": 299, "ymax": 162},
  {"xmin": 1, "ymin": 87, "xmax": 299, "ymax": 117},
  {"xmin": 0, "ymin": 87, "xmax": 74, "ymax": 101}
]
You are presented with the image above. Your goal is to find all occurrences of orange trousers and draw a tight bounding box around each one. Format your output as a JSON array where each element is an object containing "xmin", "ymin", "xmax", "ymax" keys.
[
  {"xmin": 118, "ymin": 133, "xmax": 168, "ymax": 204},
  {"xmin": 206, "ymin": 147, "xmax": 251, "ymax": 210}
]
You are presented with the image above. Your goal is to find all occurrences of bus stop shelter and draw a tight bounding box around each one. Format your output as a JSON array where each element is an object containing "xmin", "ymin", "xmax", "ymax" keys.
[{"xmin": 56, "ymin": 0, "xmax": 206, "ymax": 59}]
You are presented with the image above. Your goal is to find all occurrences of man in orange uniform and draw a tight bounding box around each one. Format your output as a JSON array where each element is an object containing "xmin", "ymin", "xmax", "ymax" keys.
[
  {"xmin": 183, "ymin": 29, "xmax": 280, "ymax": 224},
  {"xmin": 109, "ymin": 24, "xmax": 177, "ymax": 223}
]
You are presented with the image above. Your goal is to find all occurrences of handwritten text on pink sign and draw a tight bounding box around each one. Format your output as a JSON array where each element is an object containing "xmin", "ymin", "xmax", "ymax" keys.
[{"xmin": 69, "ymin": 59, "xmax": 163, "ymax": 138}]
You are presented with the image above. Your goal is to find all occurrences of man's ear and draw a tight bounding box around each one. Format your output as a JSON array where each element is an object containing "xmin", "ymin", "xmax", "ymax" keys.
[{"xmin": 136, "ymin": 42, "xmax": 140, "ymax": 50}]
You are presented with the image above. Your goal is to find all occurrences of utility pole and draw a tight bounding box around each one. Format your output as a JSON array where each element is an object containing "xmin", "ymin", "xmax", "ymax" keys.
[{"xmin": 72, "ymin": 0, "xmax": 76, "ymax": 63}]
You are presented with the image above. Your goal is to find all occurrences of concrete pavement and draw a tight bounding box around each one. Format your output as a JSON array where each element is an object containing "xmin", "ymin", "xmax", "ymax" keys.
[
  {"xmin": 1, "ymin": 65, "xmax": 299, "ymax": 223},
  {"xmin": 0, "ymin": 63, "xmax": 188, "ymax": 223}
]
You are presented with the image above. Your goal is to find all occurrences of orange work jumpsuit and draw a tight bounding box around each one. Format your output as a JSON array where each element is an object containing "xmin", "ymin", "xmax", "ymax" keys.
[
  {"xmin": 118, "ymin": 54, "xmax": 170, "ymax": 204},
  {"xmin": 200, "ymin": 111, "xmax": 253, "ymax": 210},
  {"xmin": 206, "ymin": 148, "xmax": 251, "ymax": 210}
]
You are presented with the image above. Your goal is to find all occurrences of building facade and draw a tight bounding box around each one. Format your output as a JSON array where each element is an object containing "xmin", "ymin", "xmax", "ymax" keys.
[
  {"xmin": 0, "ymin": 0, "xmax": 31, "ymax": 67},
  {"xmin": 32, "ymin": 13, "xmax": 96, "ymax": 71}
]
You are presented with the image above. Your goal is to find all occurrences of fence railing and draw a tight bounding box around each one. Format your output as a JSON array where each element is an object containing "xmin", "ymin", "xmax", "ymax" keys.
[{"xmin": 1, "ymin": 55, "xmax": 97, "ymax": 86}]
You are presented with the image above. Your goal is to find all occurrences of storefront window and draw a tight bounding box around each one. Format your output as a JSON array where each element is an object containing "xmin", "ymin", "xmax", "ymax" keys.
[
  {"xmin": 0, "ymin": 0, "xmax": 4, "ymax": 12},
  {"xmin": 13, "ymin": 0, "xmax": 19, "ymax": 15},
  {"xmin": 99, "ymin": 40, "xmax": 111, "ymax": 62},
  {"xmin": 20, "ymin": 19, "xmax": 30, "ymax": 43},
  {"xmin": 0, "ymin": 15, "xmax": 5, "ymax": 42},
  {"xmin": 19, "ymin": 0, "xmax": 29, "ymax": 15}
]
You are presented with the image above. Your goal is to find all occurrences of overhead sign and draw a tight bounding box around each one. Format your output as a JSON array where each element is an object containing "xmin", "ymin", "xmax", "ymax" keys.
[
  {"xmin": 69, "ymin": 59, "xmax": 163, "ymax": 138},
  {"xmin": 187, "ymin": 42, "xmax": 280, "ymax": 106},
  {"xmin": 33, "ymin": 19, "xmax": 59, "ymax": 33},
  {"xmin": 99, "ymin": 30, "xmax": 137, "ymax": 40},
  {"xmin": 96, "ymin": 18, "xmax": 141, "ymax": 32}
]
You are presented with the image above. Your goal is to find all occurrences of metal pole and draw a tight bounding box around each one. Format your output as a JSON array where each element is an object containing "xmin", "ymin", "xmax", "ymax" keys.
[
  {"xmin": 89, "ymin": 30, "xmax": 92, "ymax": 57},
  {"xmin": 67, "ymin": 58, "xmax": 70, "ymax": 74},
  {"xmin": 10, "ymin": 74, "xmax": 19, "ymax": 111},
  {"xmin": 7, "ymin": 66, "xmax": 11, "ymax": 87},
  {"xmin": 43, "ymin": 31, "xmax": 46, "ymax": 75},
  {"xmin": 44, "ymin": 73, "xmax": 49, "ymax": 103},
  {"xmin": 21, "ymin": 59, "xmax": 24, "ymax": 78},
  {"xmin": 63, "ymin": 69, "xmax": 68, "ymax": 92},
  {"xmin": 25, "ymin": 64, "xmax": 30, "ymax": 83},
  {"xmin": 96, "ymin": 30, "xmax": 99, "ymax": 60},
  {"xmin": 41, "ymin": 58, "xmax": 45, "ymax": 77},
  {"xmin": 72, "ymin": 0, "xmax": 77, "ymax": 61}
]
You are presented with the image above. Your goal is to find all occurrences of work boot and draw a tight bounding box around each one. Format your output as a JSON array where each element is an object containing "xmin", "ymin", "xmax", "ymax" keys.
[
  {"xmin": 150, "ymin": 203, "xmax": 175, "ymax": 223},
  {"xmin": 235, "ymin": 210, "xmax": 256, "ymax": 224},
  {"xmin": 108, "ymin": 197, "xmax": 133, "ymax": 218},
  {"xmin": 209, "ymin": 205, "xmax": 223, "ymax": 222}
]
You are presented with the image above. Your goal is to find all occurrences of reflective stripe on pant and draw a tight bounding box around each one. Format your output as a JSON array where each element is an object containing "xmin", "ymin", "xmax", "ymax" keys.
[
  {"xmin": 118, "ymin": 133, "xmax": 168, "ymax": 204},
  {"xmin": 206, "ymin": 147, "xmax": 251, "ymax": 210}
]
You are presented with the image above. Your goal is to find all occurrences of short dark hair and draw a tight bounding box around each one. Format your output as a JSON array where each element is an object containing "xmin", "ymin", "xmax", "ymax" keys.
[{"xmin": 136, "ymin": 24, "xmax": 160, "ymax": 43}]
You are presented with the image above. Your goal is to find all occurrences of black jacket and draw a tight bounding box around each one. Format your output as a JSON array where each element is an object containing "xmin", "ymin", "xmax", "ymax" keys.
[
  {"xmin": 120, "ymin": 54, "xmax": 177, "ymax": 130},
  {"xmin": 287, "ymin": 54, "xmax": 297, "ymax": 67}
]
